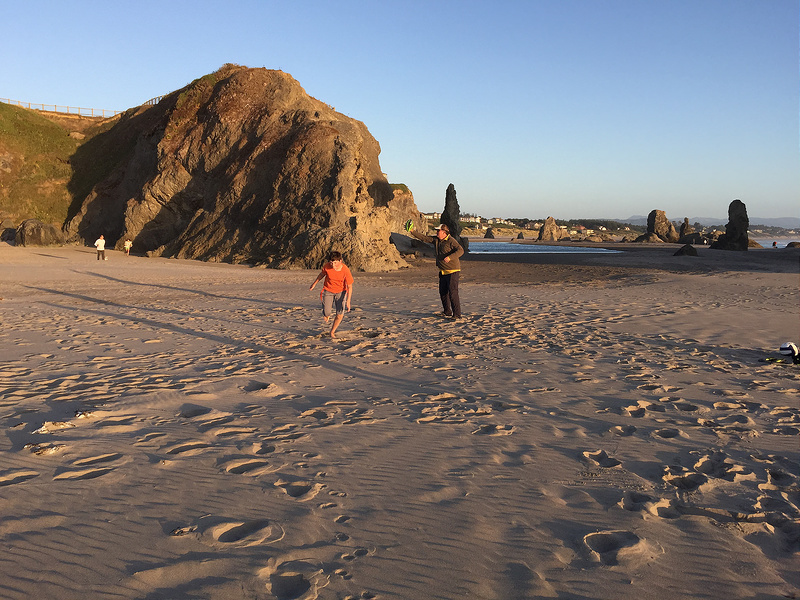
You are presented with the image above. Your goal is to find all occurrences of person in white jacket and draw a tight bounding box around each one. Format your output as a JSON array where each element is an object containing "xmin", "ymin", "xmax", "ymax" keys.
[{"xmin": 94, "ymin": 235, "xmax": 107, "ymax": 261}]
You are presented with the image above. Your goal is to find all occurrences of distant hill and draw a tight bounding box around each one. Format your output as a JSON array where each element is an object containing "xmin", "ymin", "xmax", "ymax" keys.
[{"xmin": 623, "ymin": 215, "xmax": 800, "ymax": 228}]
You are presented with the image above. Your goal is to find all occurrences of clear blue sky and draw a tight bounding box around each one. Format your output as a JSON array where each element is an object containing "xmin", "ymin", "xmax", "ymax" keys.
[{"xmin": 2, "ymin": 0, "xmax": 797, "ymax": 220}]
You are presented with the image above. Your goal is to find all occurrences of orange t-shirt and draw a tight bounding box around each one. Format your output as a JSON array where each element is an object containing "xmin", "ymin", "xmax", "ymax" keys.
[{"xmin": 322, "ymin": 263, "xmax": 354, "ymax": 294}]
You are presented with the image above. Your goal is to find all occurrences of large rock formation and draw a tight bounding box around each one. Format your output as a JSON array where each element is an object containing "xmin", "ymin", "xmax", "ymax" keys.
[
  {"xmin": 440, "ymin": 183, "xmax": 468, "ymax": 252},
  {"xmin": 64, "ymin": 65, "xmax": 421, "ymax": 270},
  {"xmin": 16, "ymin": 219, "xmax": 65, "ymax": 246},
  {"xmin": 711, "ymin": 199, "xmax": 749, "ymax": 251},
  {"xmin": 635, "ymin": 210, "xmax": 679, "ymax": 243},
  {"xmin": 537, "ymin": 217, "xmax": 562, "ymax": 241}
]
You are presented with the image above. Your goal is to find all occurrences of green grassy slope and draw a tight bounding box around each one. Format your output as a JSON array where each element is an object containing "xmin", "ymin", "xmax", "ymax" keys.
[{"xmin": 0, "ymin": 102, "xmax": 83, "ymax": 224}]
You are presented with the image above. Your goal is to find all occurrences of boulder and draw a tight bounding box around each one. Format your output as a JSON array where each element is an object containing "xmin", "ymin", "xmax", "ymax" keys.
[
  {"xmin": 711, "ymin": 199, "xmax": 749, "ymax": 251},
  {"xmin": 786, "ymin": 241, "xmax": 800, "ymax": 248},
  {"xmin": 674, "ymin": 244, "xmax": 698, "ymax": 256},
  {"xmin": 633, "ymin": 232, "xmax": 664, "ymax": 243},
  {"xmin": 537, "ymin": 216, "xmax": 562, "ymax": 241},
  {"xmin": 1, "ymin": 220, "xmax": 17, "ymax": 243},
  {"xmin": 516, "ymin": 232, "xmax": 524, "ymax": 240},
  {"xmin": 679, "ymin": 217, "xmax": 695, "ymax": 238},
  {"xmin": 64, "ymin": 65, "xmax": 421, "ymax": 271},
  {"xmin": 748, "ymin": 239, "xmax": 764, "ymax": 249},
  {"xmin": 646, "ymin": 210, "xmax": 680, "ymax": 242},
  {"xmin": 441, "ymin": 184, "xmax": 468, "ymax": 252},
  {"xmin": 15, "ymin": 219, "xmax": 65, "ymax": 246},
  {"xmin": 484, "ymin": 228, "xmax": 495, "ymax": 239}
]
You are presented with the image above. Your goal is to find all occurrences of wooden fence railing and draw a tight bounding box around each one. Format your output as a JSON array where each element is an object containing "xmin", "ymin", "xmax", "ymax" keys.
[{"xmin": 0, "ymin": 97, "xmax": 121, "ymax": 118}]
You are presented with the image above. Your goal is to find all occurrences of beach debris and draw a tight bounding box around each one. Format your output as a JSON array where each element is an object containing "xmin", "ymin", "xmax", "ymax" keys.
[
  {"xmin": 24, "ymin": 442, "xmax": 66, "ymax": 455},
  {"xmin": 779, "ymin": 342, "xmax": 799, "ymax": 364},
  {"xmin": 32, "ymin": 421, "xmax": 76, "ymax": 434}
]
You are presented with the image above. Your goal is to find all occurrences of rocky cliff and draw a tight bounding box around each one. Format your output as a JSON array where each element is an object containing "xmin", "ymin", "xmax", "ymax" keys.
[{"xmin": 65, "ymin": 65, "xmax": 422, "ymax": 270}]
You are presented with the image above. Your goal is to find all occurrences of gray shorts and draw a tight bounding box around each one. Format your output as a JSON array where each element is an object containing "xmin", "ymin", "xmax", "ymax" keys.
[{"xmin": 322, "ymin": 290, "xmax": 346, "ymax": 316}]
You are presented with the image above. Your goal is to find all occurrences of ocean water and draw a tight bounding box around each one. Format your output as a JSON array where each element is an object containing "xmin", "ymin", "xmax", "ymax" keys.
[
  {"xmin": 468, "ymin": 242, "xmax": 621, "ymax": 254},
  {"xmin": 751, "ymin": 239, "xmax": 795, "ymax": 249}
]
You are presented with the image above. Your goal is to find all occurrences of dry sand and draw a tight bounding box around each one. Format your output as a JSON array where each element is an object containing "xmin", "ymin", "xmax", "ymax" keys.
[{"xmin": 1, "ymin": 242, "xmax": 798, "ymax": 600}]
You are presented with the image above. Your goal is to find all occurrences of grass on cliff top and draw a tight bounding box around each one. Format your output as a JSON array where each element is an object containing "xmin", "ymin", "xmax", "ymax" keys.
[{"xmin": 0, "ymin": 102, "xmax": 80, "ymax": 224}]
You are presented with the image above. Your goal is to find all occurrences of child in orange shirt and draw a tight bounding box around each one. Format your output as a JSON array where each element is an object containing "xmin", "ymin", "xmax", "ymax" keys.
[{"xmin": 309, "ymin": 251, "xmax": 354, "ymax": 338}]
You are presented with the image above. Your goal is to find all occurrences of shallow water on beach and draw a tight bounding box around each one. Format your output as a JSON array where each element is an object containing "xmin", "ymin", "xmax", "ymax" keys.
[
  {"xmin": 468, "ymin": 241, "xmax": 622, "ymax": 254},
  {"xmin": 751, "ymin": 238, "xmax": 795, "ymax": 249}
]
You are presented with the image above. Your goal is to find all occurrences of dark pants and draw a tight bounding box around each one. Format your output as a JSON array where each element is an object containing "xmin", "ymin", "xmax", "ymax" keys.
[{"xmin": 438, "ymin": 271, "xmax": 461, "ymax": 317}]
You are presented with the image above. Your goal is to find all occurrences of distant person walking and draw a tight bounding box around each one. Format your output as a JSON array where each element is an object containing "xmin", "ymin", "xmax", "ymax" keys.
[
  {"xmin": 309, "ymin": 251, "xmax": 354, "ymax": 339},
  {"xmin": 405, "ymin": 221, "xmax": 464, "ymax": 319},
  {"xmin": 94, "ymin": 235, "xmax": 107, "ymax": 261},
  {"xmin": 124, "ymin": 239, "xmax": 133, "ymax": 256}
]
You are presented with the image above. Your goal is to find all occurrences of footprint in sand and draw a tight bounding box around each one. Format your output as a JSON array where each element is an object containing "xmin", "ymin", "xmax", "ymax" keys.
[
  {"xmin": 259, "ymin": 559, "xmax": 328, "ymax": 600},
  {"xmin": 646, "ymin": 498, "xmax": 681, "ymax": 518},
  {"xmin": 471, "ymin": 423, "xmax": 514, "ymax": 436},
  {"xmin": 71, "ymin": 453, "xmax": 124, "ymax": 467},
  {"xmin": 0, "ymin": 469, "xmax": 40, "ymax": 486},
  {"xmin": 651, "ymin": 428, "xmax": 686, "ymax": 440},
  {"xmin": 759, "ymin": 468, "xmax": 797, "ymax": 491},
  {"xmin": 582, "ymin": 450, "xmax": 621, "ymax": 468},
  {"xmin": 619, "ymin": 490, "xmax": 653, "ymax": 511},
  {"xmin": 251, "ymin": 442, "xmax": 276, "ymax": 455},
  {"xmin": 178, "ymin": 404, "xmax": 213, "ymax": 418},
  {"xmin": 53, "ymin": 466, "xmax": 114, "ymax": 481},
  {"xmin": 196, "ymin": 415, "xmax": 235, "ymax": 431},
  {"xmin": 340, "ymin": 546, "xmax": 371, "ymax": 562},
  {"xmin": 620, "ymin": 490, "xmax": 681, "ymax": 518},
  {"xmin": 624, "ymin": 405, "xmax": 645, "ymax": 417},
  {"xmin": 713, "ymin": 401, "xmax": 742, "ymax": 410},
  {"xmin": 609, "ymin": 425, "xmax": 636, "ymax": 436},
  {"xmin": 195, "ymin": 516, "xmax": 284, "ymax": 547},
  {"xmin": 240, "ymin": 380, "xmax": 282, "ymax": 396},
  {"xmin": 218, "ymin": 456, "xmax": 276, "ymax": 476},
  {"xmin": 662, "ymin": 467, "xmax": 707, "ymax": 492},
  {"xmin": 163, "ymin": 441, "xmax": 212, "ymax": 456},
  {"xmin": 274, "ymin": 477, "xmax": 325, "ymax": 501},
  {"xmin": 583, "ymin": 530, "xmax": 649, "ymax": 565}
]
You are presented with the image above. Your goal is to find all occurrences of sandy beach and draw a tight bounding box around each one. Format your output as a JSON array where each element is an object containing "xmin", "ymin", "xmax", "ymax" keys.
[{"xmin": 1, "ymin": 242, "xmax": 798, "ymax": 600}]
